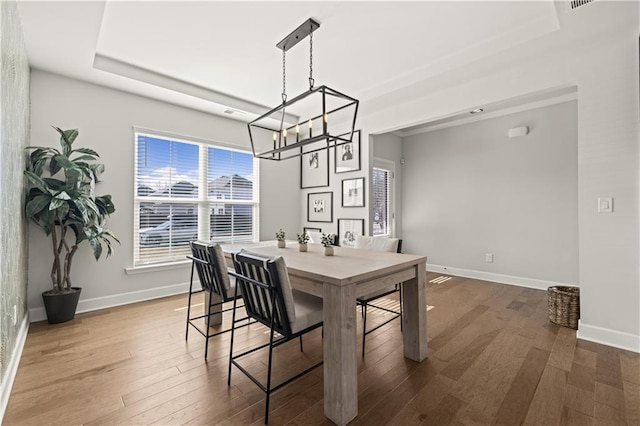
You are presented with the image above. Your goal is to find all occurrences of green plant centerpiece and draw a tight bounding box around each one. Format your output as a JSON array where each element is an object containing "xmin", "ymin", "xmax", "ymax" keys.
[
  {"xmin": 296, "ymin": 231, "xmax": 310, "ymax": 252},
  {"xmin": 321, "ymin": 233, "xmax": 335, "ymax": 256},
  {"xmin": 275, "ymin": 228, "xmax": 286, "ymax": 248},
  {"xmin": 24, "ymin": 126, "xmax": 119, "ymax": 323}
]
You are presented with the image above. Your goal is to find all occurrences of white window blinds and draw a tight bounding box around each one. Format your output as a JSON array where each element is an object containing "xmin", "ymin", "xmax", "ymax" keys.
[
  {"xmin": 134, "ymin": 131, "xmax": 259, "ymax": 266},
  {"xmin": 372, "ymin": 166, "xmax": 391, "ymax": 236}
]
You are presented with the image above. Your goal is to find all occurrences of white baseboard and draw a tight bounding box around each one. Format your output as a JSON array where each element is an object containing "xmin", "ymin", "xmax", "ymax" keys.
[
  {"xmin": 577, "ymin": 321, "xmax": 640, "ymax": 353},
  {"xmin": 427, "ymin": 264, "xmax": 576, "ymax": 291},
  {"xmin": 0, "ymin": 313, "xmax": 30, "ymax": 424},
  {"xmin": 29, "ymin": 282, "xmax": 189, "ymax": 323}
]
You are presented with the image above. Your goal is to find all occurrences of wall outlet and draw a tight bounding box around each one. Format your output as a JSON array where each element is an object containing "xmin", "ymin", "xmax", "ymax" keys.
[
  {"xmin": 485, "ymin": 253, "xmax": 494, "ymax": 263},
  {"xmin": 13, "ymin": 305, "xmax": 17, "ymax": 326}
]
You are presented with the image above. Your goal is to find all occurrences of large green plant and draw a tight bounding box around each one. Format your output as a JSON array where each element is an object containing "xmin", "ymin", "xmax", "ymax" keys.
[{"xmin": 24, "ymin": 126, "xmax": 119, "ymax": 294}]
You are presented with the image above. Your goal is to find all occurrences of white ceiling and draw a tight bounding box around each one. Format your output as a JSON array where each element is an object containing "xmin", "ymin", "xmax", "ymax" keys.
[{"xmin": 16, "ymin": 1, "xmax": 562, "ymax": 126}]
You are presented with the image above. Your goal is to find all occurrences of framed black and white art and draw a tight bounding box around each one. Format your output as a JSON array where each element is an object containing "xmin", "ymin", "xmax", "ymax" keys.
[
  {"xmin": 337, "ymin": 218, "xmax": 365, "ymax": 247},
  {"xmin": 301, "ymin": 141, "xmax": 329, "ymax": 188},
  {"xmin": 335, "ymin": 130, "xmax": 361, "ymax": 174},
  {"xmin": 307, "ymin": 192, "xmax": 333, "ymax": 222},
  {"xmin": 341, "ymin": 177, "xmax": 365, "ymax": 207}
]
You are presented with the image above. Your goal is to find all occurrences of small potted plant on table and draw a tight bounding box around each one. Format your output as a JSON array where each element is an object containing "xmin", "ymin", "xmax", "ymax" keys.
[
  {"xmin": 321, "ymin": 233, "xmax": 335, "ymax": 256},
  {"xmin": 296, "ymin": 231, "xmax": 310, "ymax": 252},
  {"xmin": 275, "ymin": 228, "xmax": 286, "ymax": 248}
]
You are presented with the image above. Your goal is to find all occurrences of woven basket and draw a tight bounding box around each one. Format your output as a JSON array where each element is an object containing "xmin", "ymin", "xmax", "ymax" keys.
[{"xmin": 547, "ymin": 286, "xmax": 580, "ymax": 329}]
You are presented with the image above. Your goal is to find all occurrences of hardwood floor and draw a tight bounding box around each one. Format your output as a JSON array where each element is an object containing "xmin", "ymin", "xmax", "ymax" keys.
[{"xmin": 5, "ymin": 273, "xmax": 639, "ymax": 425}]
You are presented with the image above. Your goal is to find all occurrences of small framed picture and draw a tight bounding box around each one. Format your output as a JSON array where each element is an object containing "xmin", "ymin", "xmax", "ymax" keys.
[
  {"xmin": 342, "ymin": 177, "xmax": 365, "ymax": 207},
  {"xmin": 307, "ymin": 192, "xmax": 333, "ymax": 222},
  {"xmin": 338, "ymin": 218, "xmax": 365, "ymax": 247},
  {"xmin": 301, "ymin": 141, "xmax": 329, "ymax": 188},
  {"xmin": 303, "ymin": 227, "xmax": 323, "ymax": 244},
  {"xmin": 335, "ymin": 130, "xmax": 361, "ymax": 174}
]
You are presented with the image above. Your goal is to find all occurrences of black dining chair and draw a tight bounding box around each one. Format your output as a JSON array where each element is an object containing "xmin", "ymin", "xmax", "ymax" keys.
[
  {"xmin": 354, "ymin": 236, "xmax": 403, "ymax": 357},
  {"xmin": 185, "ymin": 241, "xmax": 250, "ymax": 359},
  {"xmin": 227, "ymin": 250, "xmax": 324, "ymax": 424}
]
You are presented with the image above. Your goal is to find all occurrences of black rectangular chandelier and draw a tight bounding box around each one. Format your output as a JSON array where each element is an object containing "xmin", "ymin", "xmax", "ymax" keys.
[{"xmin": 248, "ymin": 18, "xmax": 359, "ymax": 161}]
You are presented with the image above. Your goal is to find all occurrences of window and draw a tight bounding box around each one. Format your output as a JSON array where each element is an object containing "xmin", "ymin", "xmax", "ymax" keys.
[
  {"xmin": 134, "ymin": 131, "xmax": 259, "ymax": 266},
  {"xmin": 372, "ymin": 161, "xmax": 394, "ymax": 237}
]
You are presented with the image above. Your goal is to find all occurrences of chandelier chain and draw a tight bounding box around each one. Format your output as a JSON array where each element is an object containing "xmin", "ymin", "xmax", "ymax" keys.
[
  {"xmin": 282, "ymin": 49, "xmax": 287, "ymax": 103},
  {"xmin": 309, "ymin": 29, "xmax": 314, "ymax": 89}
]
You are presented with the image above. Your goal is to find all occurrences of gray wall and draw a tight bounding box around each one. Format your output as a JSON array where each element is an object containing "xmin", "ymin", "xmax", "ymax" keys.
[
  {"xmin": 27, "ymin": 71, "xmax": 300, "ymax": 318},
  {"xmin": 402, "ymin": 101, "xmax": 578, "ymax": 285},
  {"xmin": 0, "ymin": 0, "xmax": 30, "ymax": 394}
]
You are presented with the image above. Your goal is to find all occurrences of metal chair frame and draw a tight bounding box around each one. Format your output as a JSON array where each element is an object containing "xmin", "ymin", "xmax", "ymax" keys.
[
  {"xmin": 356, "ymin": 239, "xmax": 403, "ymax": 357},
  {"xmin": 227, "ymin": 252, "xmax": 323, "ymax": 424},
  {"xmin": 185, "ymin": 241, "xmax": 251, "ymax": 359}
]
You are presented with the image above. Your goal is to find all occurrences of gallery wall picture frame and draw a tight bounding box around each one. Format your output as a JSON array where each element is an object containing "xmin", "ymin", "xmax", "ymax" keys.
[
  {"xmin": 342, "ymin": 177, "xmax": 365, "ymax": 207},
  {"xmin": 337, "ymin": 218, "xmax": 365, "ymax": 247},
  {"xmin": 303, "ymin": 226, "xmax": 323, "ymax": 244},
  {"xmin": 307, "ymin": 191, "xmax": 333, "ymax": 222},
  {"xmin": 335, "ymin": 130, "xmax": 361, "ymax": 174},
  {"xmin": 301, "ymin": 141, "xmax": 330, "ymax": 188}
]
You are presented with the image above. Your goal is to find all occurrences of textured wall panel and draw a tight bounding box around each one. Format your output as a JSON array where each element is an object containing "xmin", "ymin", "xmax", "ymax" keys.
[{"xmin": 0, "ymin": 0, "xmax": 30, "ymax": 381}]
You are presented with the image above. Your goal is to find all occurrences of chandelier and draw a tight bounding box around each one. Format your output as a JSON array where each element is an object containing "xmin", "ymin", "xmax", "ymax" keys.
[{"xmin": 248, "ymin": 18, "xmax": 359, "ymax": 161}]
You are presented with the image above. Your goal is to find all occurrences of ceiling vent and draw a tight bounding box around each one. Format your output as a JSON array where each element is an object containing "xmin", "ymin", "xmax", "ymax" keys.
[
  {"xmin": 223, "ymin": 108, "xmax": 246, "ymax": 115},
  {"xmin": 570, "ymin": 0, "xmax": 594, "ymax": 10}
]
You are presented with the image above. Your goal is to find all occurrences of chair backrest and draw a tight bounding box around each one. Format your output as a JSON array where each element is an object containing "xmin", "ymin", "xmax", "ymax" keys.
[
  {"xmin": 354, "ymin": 235, "xmax": 402, "ymax": 253},
  {"xmin": 189, "ymin": 241, "xmax": 231, "ymax": 299},
  {"xmin": 307, "ymin": 231, "xmax": 322, "ymax": 244},
  {"xmin": 231, "ymin": 250, "xmax": 296, "ymax": 337}
]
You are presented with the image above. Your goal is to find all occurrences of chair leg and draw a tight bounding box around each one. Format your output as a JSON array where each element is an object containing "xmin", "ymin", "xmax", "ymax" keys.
[
  {"xmin": 362, "ymin": 303, "xmax": 367, "ymax": 358},
  {"xmin": 228, "ymin": 297, "xmax": 239, "ymax": 386},
  {"xmin": 204, "ymin": 291, "xmax": 212, "ymax": 360},
  {"xmin": 186, "ymin": 261, "xmax": 195, "ymax": 340},
  {"xmin": 265, "ymin": 326, "xmax": 277, "ymax": 424},
  {"xmin": 399, "ymin": 285, "xmax": 403, "ymax": 332}
]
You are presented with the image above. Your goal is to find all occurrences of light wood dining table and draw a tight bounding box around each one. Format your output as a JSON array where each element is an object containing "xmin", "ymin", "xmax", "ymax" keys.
[{"xmin": 221, "ymin": 241, "xmax": 428, "ymax": 426}]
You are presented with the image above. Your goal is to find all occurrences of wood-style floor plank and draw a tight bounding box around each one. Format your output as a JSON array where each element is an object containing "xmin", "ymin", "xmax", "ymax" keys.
[
  {"xmin": 495, "ymin": 347, "xmax": 551, "ymax": 425},
  {"xmin": 4, "ymin": 273, "xmax": 639, "ymax": 426},
  {"xmin": 522, "ymin": 364, "xmax": 568, "ymax": 425},
  {"xmin": 563, "ymin": 384, "xmax": 595, "ymax": 417},
  {"xmin": 623, "ymin": 381, "xmax": 640, "ymax": 426}
]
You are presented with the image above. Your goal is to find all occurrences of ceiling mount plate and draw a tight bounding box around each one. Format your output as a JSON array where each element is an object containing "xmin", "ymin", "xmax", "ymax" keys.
[{"xmin": 276, "ymin": 18, "xmax": 320, "ymax": 51}]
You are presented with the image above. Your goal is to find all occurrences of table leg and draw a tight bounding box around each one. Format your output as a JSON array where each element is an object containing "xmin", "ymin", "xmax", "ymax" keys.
[
  {"xmin": 323, "ymin": 282, "xmax": 357, "ymax": 426},
  {"xmin": 204, "ymin": 291, "xmax": 222, "ymax": 327},
  {"xmin": 401, "ymin": 262, "xmax": 428, "ymax": 361}
]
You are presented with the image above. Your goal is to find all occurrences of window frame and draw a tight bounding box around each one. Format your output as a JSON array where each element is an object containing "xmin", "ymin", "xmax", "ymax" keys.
[
  {"xmin": 371, "ymin": 158, "xmax": 395, "ymax": 238},
  {"xmin": 132, "ymin": 128, "xmax": 260, "ymax": 267}
]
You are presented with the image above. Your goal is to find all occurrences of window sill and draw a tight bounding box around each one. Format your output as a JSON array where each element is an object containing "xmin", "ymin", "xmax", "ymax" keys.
[{"xmin": 125, "ymin": 259, "xmax": 191, "ymax": 275}]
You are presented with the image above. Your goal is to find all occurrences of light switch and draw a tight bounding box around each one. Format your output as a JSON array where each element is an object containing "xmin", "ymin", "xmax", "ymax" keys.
[{"xmin": 598, "ymin": 197, "xmax": 613, "ymax": 213}]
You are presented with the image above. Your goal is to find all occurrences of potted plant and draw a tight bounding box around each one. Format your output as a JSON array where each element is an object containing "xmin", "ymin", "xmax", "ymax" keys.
[
  {"xmin": 24, "ymin": 126, "xmax": 119, "ymax": 323},
  {"xmin": 275, "ymin": 228, "xmax": 286, "ymax": 248},
  {"xmin": 296, "ymin": 231, "xmax": 310, "ymax": 252},
  {"xmin": 321, "ymin": 233, "xmax": 335, "ymax": 256}
]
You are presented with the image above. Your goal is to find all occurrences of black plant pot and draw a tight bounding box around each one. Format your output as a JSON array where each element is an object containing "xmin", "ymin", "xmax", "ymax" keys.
[{"xmin": 42, "ymin": 287, "xmax": 82, "ymax": 324}]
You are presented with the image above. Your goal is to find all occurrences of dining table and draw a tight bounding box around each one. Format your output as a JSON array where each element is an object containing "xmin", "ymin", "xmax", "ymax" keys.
[{"xmin": 220, "ymin": 241, "xmax": 428, "ymax": 426}]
